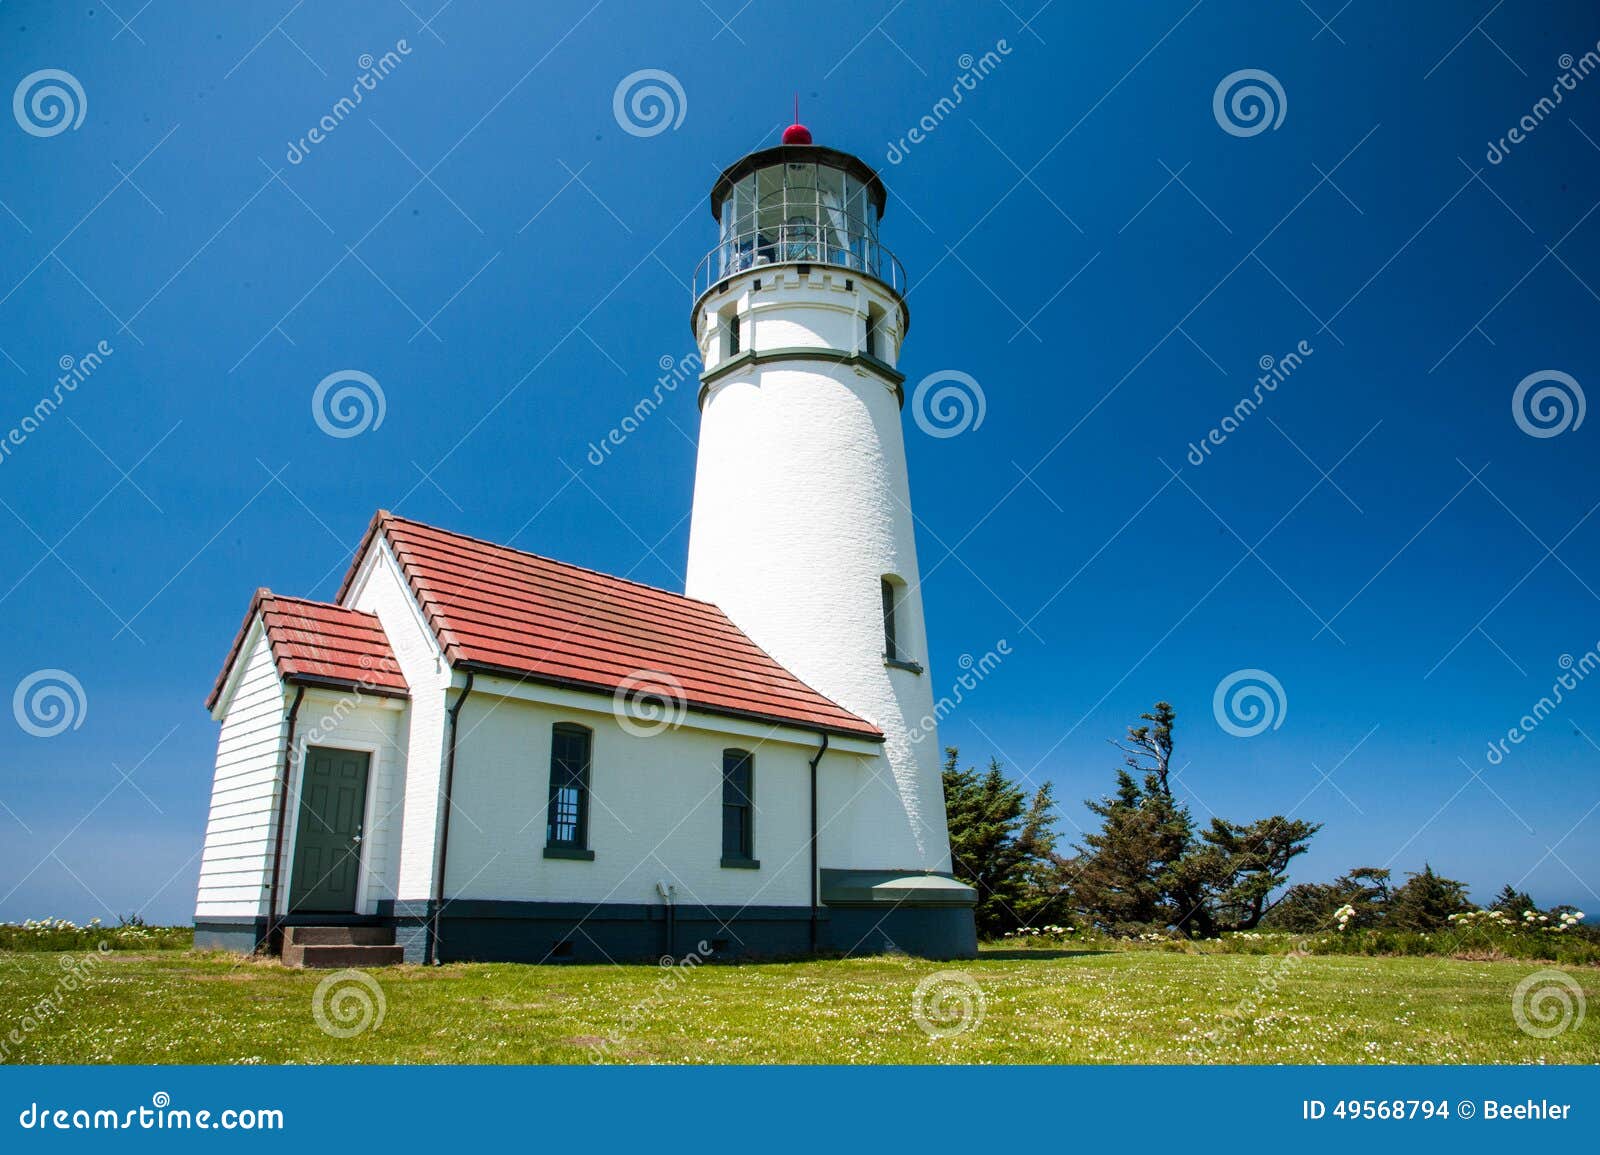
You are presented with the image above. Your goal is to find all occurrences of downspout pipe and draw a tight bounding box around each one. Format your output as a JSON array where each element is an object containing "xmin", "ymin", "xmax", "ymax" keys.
[
  {"xmin": 264, "ymin": 685, "xmax": 307, "ymax": 955},
  {"xmin": 428, "ymin": 672, "xmax": 474, "ymax": 965},
  {"xmin": 808, "ymin": 730, "xmax": 829, "ymax": 954},
  {"xmin": 656, "ymin": 881, "xmax": 677, "ymax": 960}
]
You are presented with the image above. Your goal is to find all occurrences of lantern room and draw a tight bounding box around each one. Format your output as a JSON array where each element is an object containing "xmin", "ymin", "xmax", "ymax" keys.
[{"xmin": 694, "ymin": 123, "xmax": 906, "ymax": 302}]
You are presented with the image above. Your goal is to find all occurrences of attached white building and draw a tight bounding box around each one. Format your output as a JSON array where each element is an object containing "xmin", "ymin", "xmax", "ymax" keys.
[{"xmin": 195, "ymin": 125, "xmax": 976, "ymax": 963}]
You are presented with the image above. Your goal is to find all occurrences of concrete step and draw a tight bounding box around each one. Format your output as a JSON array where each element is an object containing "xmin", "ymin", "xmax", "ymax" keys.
[
  {"xmin": 283, "ymin": 925, "xmax": 394, "ymax": 948},
  {"xmin": 282, "ymin": 942, "xmax": 405, "ymax": 969}
]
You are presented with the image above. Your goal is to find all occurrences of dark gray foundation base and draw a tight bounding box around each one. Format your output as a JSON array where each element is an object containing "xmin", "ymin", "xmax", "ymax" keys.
[
  {"xmin": 198, "ymin": 900, "xmax": 977, "ymax": 964},
  {"xmin": 827, "ymin": 905, "xmax": 978, "ymax": 959},
  {"xmin": 192, "ymin": 920, "xmax": 267, "ymax": 953}
]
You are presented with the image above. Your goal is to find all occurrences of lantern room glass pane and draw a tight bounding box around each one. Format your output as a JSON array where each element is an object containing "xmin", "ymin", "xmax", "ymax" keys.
[
  {"xmin": 781, "ymin": 162, "xmax": 818, "ymax": 261},
  {"xmin": 818, "ymin": 165, "xmax": 849, "ymax": 265},
  {"xmin": 784, "ymin": 161, "xmax": 816, "ymax": 192},
  {"xmin": 755, "ymin": 165, "xmax": 786, "ymax": 264}
]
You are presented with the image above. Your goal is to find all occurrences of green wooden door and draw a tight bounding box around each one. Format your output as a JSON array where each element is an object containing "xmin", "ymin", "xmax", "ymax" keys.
[{"xmin": 287, "ymin": 747, "xmax": 370, "ymax": 913}]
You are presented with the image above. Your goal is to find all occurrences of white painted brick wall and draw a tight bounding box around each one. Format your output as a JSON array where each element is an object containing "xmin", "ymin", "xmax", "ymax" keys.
[
  {"xmin": 345, "ymin": 541, "xmax": 452, "ymax": 903},
  {"xmin": 442, "ymin": 687, "xmax": 840, "ymax": 908},
  {"xmin": 686, "ymin": 269, "xmax": 950, "ymax": 874}
]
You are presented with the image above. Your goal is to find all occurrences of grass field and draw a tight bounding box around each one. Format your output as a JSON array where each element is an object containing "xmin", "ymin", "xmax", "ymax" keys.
[{"xmin": 2, "ymin": 946, "xmax": 1595, "ymax": 1064}]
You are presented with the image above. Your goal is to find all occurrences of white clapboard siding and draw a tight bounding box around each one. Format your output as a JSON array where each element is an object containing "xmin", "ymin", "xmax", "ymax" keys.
[{"xmin": 193, "ymin": 624, "xmax": 286, "ymax": 921}]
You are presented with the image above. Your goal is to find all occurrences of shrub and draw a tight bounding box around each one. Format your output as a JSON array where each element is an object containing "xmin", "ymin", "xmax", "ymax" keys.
[{"xmin": 0, "ymin": 918, "xmax": 192, "ymax": 952}]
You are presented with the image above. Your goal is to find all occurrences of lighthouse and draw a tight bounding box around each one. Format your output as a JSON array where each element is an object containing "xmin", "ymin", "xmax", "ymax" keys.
[
  {"xmin": 686, "ymin": 122, "xmax": 976, "ymax": 955},
  {"xmin": 195, "ymin": 120, "xmax": 976, "ymax": 965}
]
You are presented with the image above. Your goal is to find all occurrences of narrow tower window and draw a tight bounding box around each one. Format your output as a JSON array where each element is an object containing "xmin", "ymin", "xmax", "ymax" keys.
[
  {"xmin": 721, "ymin": 306, "xmax": 741, "ymax": 357},
  {"xmin": 864, "ymin": 303, "xmax": 884, "ymax": 360},
  {"xmin": 881, "ymin": 577, "xmax": 899, "ymax": 661}
]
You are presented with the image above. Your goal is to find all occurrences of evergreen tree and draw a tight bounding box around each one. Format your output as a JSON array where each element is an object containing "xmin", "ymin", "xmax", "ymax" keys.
[
  {"xmin": 1074, "ymin": 768, "xmax": 1175, "ymax": 930},
  {"xmin": 1490, "ymin": 883, "xmax": 1536, "ymax": 915},
  {"xmin": 1387, "ymin": 864, "xmax": 1472, "ymax": 930},
  {"xmin": 1012, "ymin": 778, "xmax": 1061, "ymax": 923},
  {"xmin": 941, "ymin": 749, "xmax": 1056, "ymax": 938},
  {"xmin": 1261, "ymin": 866, "xmax": 1390, "ymax": 930},
  {"xmin": 1073, "ymin": 702, "xmax": 1320, "ymax": 936},
  {"xmin": 1194, "ymin": 815, "xmax": 1321, "ymax": 931}
]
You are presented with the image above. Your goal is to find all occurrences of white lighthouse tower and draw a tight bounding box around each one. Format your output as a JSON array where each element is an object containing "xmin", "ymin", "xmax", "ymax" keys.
[{"xmin": 686, "ymin": 121, "xmax": 976, "ymax": 956}]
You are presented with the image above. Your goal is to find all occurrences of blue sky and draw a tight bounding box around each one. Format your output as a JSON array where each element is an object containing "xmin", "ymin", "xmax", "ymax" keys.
[{"xmin": 1, "ymin": 1, "xmax": 1598, "ymax": 923}]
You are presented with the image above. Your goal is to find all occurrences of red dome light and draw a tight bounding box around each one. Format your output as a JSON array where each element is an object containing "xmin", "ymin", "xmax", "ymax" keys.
[{"xmin": 781, "ymin": 122, "xmax": 812, "ymax": 145}]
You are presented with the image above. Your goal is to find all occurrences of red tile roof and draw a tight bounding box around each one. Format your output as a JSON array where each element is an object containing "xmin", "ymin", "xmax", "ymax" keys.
[
  {"xmin": 336, "ymin": 511, "xmax": 883, "ymax": 740},
  {"xmin": 206, "ymin": 589, "xmax": 409, "ymax": 711}
]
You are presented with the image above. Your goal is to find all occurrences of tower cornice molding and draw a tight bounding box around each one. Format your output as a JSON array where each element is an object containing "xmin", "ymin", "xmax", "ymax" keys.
[{"xmin": 697, "ymin": 346, "xmax": 905, "ymax": 408}]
